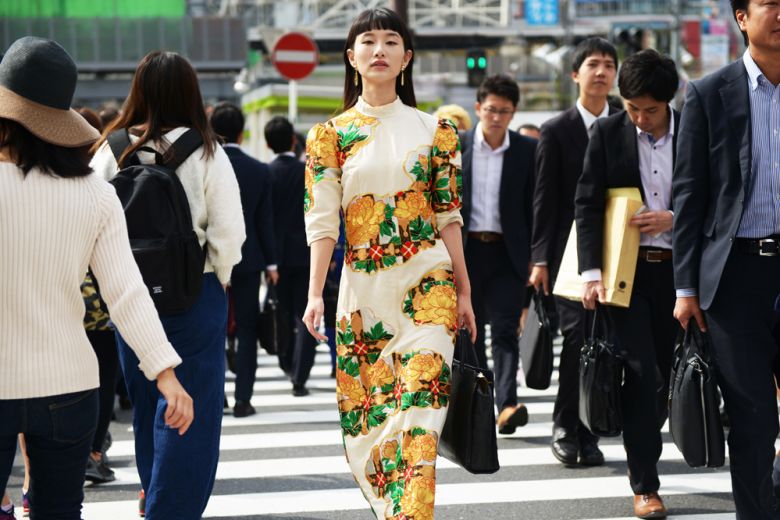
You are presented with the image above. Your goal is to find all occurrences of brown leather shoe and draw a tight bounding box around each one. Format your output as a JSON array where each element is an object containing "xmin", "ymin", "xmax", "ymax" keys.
[
  {"xmin": 496, "ymin": 404, "xmax": 528, "ymax": 434},
  {"xmin": 633, "ymin": 492, "xmax": 667, "ymax": 519}
]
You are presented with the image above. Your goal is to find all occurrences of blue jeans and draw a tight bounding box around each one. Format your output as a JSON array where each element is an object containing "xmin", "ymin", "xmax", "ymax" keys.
[
  {"xmin": 117, "ymin": 273, "xmax": 226, "ymax": 520},
  {"xmin": 0, "ymin": 389, "xmax": 98, "ymax": 520}
]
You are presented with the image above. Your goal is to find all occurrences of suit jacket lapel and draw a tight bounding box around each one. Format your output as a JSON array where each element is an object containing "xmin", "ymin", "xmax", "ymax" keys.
[
  {"xmin": 719, "ymin": 60, "xmax": 751, "ymax": 187},
  {"xmin": 568, "ymin": 108, "xmax": 589, "ymax": 157},
  {"xmin": 619, "ymin": 113, "xmax": 644, "ymax": 199},
  {"xmin": 499, "ymin": 133, "xmax": 515, "ymax": 213},
  {"xmin": 461, "ymin": 130, "xmax": 474, "ymax": 216}
]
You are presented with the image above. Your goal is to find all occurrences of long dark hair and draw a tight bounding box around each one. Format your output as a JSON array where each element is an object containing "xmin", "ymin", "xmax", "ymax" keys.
[
  {"xmin": 0, "ymin": 118, "xmax": 91, "ymax": 177},
  {"xmin": 342, "ymin": 8, "xmax": 416, "ymax": 112},
  {"xmin": 92, "ymin": 51, "xmax": 217, "ymax": 164}
]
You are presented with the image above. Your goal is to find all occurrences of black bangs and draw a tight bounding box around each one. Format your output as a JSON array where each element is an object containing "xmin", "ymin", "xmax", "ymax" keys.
[
  {"xmin": 341, "ymin": 8, "xmax": 417, "ymax": 112},
  {"xmin": 350, "ymin": 7, "xmax": 406, "ymax": 38}
]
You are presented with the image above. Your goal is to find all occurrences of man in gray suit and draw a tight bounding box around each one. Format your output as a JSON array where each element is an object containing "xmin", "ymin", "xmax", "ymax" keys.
[{"xmin": 673, "ymin": 1, "xmax": 780, "ymax": 517}]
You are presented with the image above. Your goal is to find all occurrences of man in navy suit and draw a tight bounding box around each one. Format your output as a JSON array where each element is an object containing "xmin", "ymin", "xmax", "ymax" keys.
[
  {"xmin": 265, "ymin": 116, "xmax": 317, "ymax": 397},
  {"xmin": 577, "ymin": 50, "xmax": 680, "ymax": 519},
  {"xmin": 673, "ymin": 1, "xmax": 780, "ymax": 516},
  {"xmin": 211, "ymin": 103, "xmax": 277, "ymax": 418},
  {"xmin": 460, "ymin": 74, "xmax": 536, "ymax": 435},
  {"xmin": 530, "ymin": 37, "xmax": 620, "ymax": 468}
]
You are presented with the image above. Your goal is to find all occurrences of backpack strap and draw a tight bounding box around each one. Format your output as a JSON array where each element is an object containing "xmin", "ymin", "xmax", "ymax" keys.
[
  {"xmin": 107, "ymin": 129, "xmax": 140, "ymax": 168},
  {"xmin": 162, "ymin": 128, "xmax": 204, "ymax": 170}
]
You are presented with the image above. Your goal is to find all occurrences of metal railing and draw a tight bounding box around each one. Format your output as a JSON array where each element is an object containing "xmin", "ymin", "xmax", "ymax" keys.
[{"xmin": 1, "ymin": 16, "xmax": 246, "ymax": 72}]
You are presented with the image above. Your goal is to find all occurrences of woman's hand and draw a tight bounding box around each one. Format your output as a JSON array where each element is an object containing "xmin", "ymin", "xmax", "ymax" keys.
[
  {"xmin": 302, "ymin": 296, "xmax": 328, "ymax": 342},
  {"xmin": 457, "ymin": 294, "xmax": 477, "ymax": 344},
  {"xmin": 155, "ymin": 368, "xmax": 194, "ymax": 435}
]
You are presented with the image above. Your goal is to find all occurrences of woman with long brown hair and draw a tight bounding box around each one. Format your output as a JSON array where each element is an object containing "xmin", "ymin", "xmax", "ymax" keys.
[
  {"xmin": 90, "ymin": 51, "xmax": 245, "ymax": 519},
  {"xmin": 302, "ymin": 8, "xmax": 475, "ymax": 519}
]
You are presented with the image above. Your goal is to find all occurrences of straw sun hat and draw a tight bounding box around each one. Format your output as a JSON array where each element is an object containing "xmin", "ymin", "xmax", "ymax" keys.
[{"xmin": 0, "ymin": 36, "xmax": 100, "ymax": 147}]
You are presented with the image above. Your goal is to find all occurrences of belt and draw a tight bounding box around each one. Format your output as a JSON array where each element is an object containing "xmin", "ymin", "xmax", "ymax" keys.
[
  {"xmin": 638, "ymin": 247, "xmax": 672, "ymax": 262},
  {"xmin": 734, "ymin": 236, "xmax": 780, "ymax": 256},
  {"xmin": 468, "ymin": 231, "xmax": 503, "ymax": 243}
]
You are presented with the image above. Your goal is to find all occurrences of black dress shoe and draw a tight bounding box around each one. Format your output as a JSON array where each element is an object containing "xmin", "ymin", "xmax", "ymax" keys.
[
  {"xmin": 551, "ymin": 426, "xmax": 579, "ymax": 465},
  {"xmin": 579, "ymin": 437, "xmax": 605, "ymax": 466},
  {"xmin": 233, "ymin": 400, "xmax": 256, "ymax": 418},
  {"xmin": 292, "ymin": 385, "xmax": 310, "ymax": 397}
]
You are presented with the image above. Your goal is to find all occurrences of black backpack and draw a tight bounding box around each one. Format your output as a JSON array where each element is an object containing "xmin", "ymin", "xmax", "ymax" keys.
[{"xmin": 108, "ymin": 129, "xmax": 206, "ymax": 316}]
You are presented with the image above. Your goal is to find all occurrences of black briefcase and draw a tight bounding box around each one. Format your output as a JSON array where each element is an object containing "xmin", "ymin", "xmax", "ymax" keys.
[
  {"xmin": 668, "ymin": 322, "xmax": 725, "ymax": 468},
  {"xmin": 579, "ymin": 307, "xmax": 624, "ymax": 437},
  {"xmin": 439, "ymin": 329, "xmax": 500, "ymax": 474},
  {"xmin": 257, "ymin": 285, "xmax": 288, "ymax": 356},
  {"xmin": 520, "ymin": 288, "xmax": 555, "ymax": 390}
]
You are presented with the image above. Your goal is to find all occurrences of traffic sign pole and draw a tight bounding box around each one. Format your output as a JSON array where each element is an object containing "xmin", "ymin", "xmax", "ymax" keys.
[{"xmin": 288, "ymin": 79, "xmax": 298, "ymax": 123}]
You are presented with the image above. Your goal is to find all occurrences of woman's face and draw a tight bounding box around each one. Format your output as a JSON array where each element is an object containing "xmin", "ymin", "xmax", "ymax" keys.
[{"xmin": 347, "ymin": 29, "xmax": 412, "ymax": 86}]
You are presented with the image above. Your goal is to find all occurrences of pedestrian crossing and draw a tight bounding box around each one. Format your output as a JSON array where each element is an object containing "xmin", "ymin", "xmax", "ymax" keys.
[{"xmin": 5, "ymin": 340, "xmax": 739, "ymax": 519}]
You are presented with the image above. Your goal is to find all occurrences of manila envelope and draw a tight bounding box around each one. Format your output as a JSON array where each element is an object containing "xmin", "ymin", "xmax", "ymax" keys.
[{"xmin": 553, "ymin": 188, "xmax": 643, "ymax": 308}]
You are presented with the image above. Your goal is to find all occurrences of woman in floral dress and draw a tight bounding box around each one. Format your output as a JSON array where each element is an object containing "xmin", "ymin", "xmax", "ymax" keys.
[{"xmin": 302, "ymin": 7, "xmax": 476, "ymax": 520}]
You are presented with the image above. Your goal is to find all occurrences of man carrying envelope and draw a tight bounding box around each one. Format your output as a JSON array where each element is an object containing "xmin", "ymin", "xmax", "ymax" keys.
[{"xmin": 575, "ymin": 49, "xmax": 680, "ymax": 519}]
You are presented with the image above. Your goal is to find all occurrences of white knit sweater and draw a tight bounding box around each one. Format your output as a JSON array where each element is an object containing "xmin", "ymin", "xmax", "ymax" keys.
[
  {"xmin": 91, "ymin": 127, "xmax": 246, "ymax": 284},
  {"xmin": 0, "ymin": 163, "xmax": 183, "ymax": 399}
]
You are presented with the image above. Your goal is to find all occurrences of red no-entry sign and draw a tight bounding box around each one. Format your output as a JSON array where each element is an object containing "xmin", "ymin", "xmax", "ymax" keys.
[{"xmin": 272, "ymin": 32, "xmax": 319, "ymax": 81}]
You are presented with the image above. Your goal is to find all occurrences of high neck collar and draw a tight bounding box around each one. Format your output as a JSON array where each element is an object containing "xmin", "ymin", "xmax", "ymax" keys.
[{"xmin": 355, "ymin": 96, "xmax": 404, "ymax": 117}]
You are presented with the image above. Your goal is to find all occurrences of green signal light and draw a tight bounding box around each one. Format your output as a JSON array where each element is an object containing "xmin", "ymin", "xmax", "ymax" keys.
[
  {"xmin": 467, "ymin": 57, "xmax": 475, "ymax": 69},
  {"xmin": 477, "ymin": 56, "xmax": 487, "ymax": 69}
]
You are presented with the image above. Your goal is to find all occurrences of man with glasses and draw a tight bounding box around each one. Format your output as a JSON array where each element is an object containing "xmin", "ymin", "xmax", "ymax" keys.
[{"xmin": 460, "ymin": 74, "xmax": 537, "ymax": 434}]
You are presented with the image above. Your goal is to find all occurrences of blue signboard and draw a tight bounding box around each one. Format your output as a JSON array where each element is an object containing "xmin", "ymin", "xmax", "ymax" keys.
[{"xmin": 526, "ymin": 0, "xmax": 559, "ymax": 26}]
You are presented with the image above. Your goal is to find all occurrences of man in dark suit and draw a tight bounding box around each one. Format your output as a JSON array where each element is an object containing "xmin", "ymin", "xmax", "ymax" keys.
[
  {"xmin": 530, "ymin": 37, "xmax": 620, "ymax": 468},
  {"xmin": 673, "ymin": 1, "xmax": 780, "ymax": 516},
  {"xmin": 265, "ymin": 116, "xmax": 317, "ymax": 397},
  {"xmin": 460, "ymin": 74, "xmax": 536, "ymax": 434},
  {"xmin": 576, "ymin": 50, "xmax": 680, "ymax": 519},
  {"xmin": 210, "ymin": 102, "xmax": 278, "ymax": 418}
]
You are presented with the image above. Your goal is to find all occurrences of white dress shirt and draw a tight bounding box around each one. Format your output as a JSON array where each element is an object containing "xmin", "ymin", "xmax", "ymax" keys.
[
  {"xmin": 581, "ymin": 109, "xmax": 675, "ymax": 283},
  {"xmin": 469, "ymin": 122, "xmax": 509, "ymax": 233},
  {"xmin": 576, "ymin": 99, "xmax": 610, "ymax": 131},
  {"xmin": 637, "ymin": 110, "xmax": 675, "ymax": 249}
]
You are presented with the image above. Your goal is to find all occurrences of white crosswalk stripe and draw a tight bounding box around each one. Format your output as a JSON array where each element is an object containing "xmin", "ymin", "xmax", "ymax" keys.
[{"xmin": 5, "ymin": 340, "xmax": 738, "ymax": 519}]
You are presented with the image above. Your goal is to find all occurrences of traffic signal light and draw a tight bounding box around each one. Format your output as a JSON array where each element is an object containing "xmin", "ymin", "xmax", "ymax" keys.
[{"xmin": 466, "ymin": 48, "xmax": 487, "ymax": 88}]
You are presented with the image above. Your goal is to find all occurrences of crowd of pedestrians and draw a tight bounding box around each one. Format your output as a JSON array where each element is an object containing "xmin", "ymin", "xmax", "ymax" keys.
[{"xmin": 0, "ymin": 0, "xmax": 779, "ymax": 519}]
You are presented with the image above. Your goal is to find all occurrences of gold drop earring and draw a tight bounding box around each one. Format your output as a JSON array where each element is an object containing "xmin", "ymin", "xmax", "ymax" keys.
[
  {"xmin": 354, "ymin": 68, "xmax": 359, "ymax": 86},
  {"xmin": 400, "ymin": 65, "xmax": 406, "ymax": 86}
]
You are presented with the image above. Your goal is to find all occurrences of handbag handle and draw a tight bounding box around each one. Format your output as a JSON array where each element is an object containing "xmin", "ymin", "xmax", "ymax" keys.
[{"xmin": 454, "ymin": 328, "xmax": 479, "ymax": 370}]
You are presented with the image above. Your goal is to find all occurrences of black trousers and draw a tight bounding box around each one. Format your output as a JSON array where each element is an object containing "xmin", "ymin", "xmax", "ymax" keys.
[
  {"xmin": 230, "ymin": 271, "xmax": 262, "ymax": 402},
  {"xmin": 705, "ymin": 250, "xmax": 780, "ymax": 519},
  {"xmin": 86, "ymin": 329, "xmax": 119, "ymax": 454},
  {"xmin": 276, "ymin": 266, "xmax": 317, "ymax": 386},
  {"xmin": 553, "ymin": 297, "xmax": 598, "ymax": 443},
  {"xmin": 607, "ymin": 258, "xmax": 677, "ymax": 495},
  {"xmin": 466, "ymin": 239, "xmax": 526, "ymax": 411}
]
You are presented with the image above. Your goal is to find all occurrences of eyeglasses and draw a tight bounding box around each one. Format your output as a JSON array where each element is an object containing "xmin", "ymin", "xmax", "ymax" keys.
[{"xmin": 482, "ymin": 106, "xmax": 515, "ymax": 116}]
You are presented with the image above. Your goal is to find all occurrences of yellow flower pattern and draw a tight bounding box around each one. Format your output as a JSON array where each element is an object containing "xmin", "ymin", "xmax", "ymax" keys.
[
  {"xmin": 346, "ymin": 196, "xmax": 387, "ymax": 246},
  {"xmin": 304, "ymin": 122, "xmax": 341, "ymax": 214},
  {"xmin": 404, "ymin": 268, "xmax": 458, "ymax": 332},
  {"xmin": 366, "ymin": 428, "xmax": 440, "ymax": 520},
  {"xmin": 394, "ymin": 191, "xmax": 433, "ymax": 222}
]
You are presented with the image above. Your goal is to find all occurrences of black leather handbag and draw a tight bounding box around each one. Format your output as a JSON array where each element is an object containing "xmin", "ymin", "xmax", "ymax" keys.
[
  {"xmin": 668, "ymin": 322, "xmax": 725, "ymax": 468},
  {"xmin": 519, "ymin": 288, "xmax": 555, "ymax": 390},
  {"xmin": 439, "ymin": 329, "xmax": 500, "ymax": 474},
  {"xmin": 579, "ymin": 307, "xmax": 624, "ymax": 437}
]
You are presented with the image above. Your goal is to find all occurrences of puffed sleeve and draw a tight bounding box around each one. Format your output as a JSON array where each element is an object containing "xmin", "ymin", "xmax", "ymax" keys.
[
  {"xmin": 304, "ymin": 121, "xmax": 343, "ymax": 245},
  {"xmin": 430, "ymin": 118, "xmax": 464, "ymax": 230}
]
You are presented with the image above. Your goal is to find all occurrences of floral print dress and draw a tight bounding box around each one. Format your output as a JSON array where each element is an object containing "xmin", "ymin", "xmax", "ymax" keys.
[{"xmin": 305, "ymin": 96, "xmax": 463, "ymax": 520}]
